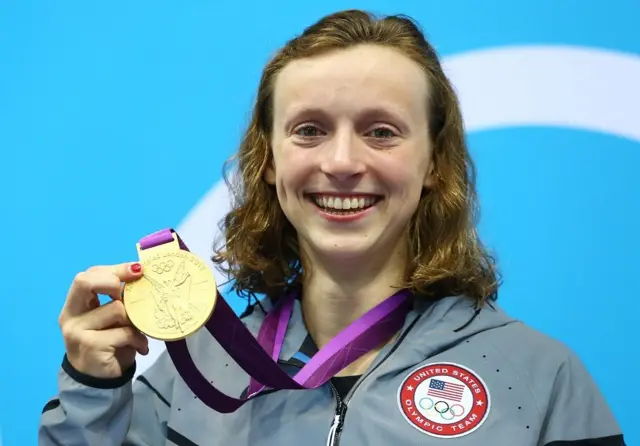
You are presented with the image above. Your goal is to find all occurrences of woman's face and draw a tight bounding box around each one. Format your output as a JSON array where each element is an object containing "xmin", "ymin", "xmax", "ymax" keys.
[{"xmin": 266, "ymin": 44, "xmax": 435, "ymax": 266}]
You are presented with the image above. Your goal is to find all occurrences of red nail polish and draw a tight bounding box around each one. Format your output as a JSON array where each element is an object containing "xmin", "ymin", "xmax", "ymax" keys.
[{"xmin": 130, "ymin": 263, "xmax": 142, "ymax": 273}]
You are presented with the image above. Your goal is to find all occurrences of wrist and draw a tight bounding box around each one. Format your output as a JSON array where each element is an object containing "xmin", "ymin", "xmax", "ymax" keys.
[{"xmin": 62, "ymin": 354, "xmax": 136, "ymax": 389}]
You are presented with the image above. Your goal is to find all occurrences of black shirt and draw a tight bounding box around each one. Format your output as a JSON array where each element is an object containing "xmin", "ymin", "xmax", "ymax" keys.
[
  {"xmin": 298, "ymin": 335, "xmax": 362, "ymax": 399},
  {"xmin": 330, "ymin": 375, "xmax": 361, "ymax": 400}
]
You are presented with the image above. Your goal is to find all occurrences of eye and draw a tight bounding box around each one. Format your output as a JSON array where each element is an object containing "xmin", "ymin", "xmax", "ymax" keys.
[
  {"xmin": 366, "ymin": 126, "xmax": 397, "ymax": 139},
  {"xmin": 293, "ymin": 124, "xmax": 324, "ymax": 138}
]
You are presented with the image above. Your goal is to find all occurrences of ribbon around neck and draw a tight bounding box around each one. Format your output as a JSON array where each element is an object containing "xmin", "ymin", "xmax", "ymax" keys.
[{"xmin": 139, "ymin": 228, "xmax": 412, "ymax": 413}]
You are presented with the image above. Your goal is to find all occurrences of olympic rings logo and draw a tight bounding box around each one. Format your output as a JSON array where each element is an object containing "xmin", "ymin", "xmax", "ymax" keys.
[
  {"xmin": 151, "ymin": 260, "xmax": 174, "ymax": 274},
  {"xmin": 418, "ymin": 398, "xmax": 464, "ymax": 420}
]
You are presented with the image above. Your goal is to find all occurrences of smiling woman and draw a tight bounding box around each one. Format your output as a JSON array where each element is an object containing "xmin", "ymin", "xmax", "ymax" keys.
[
  {"xmin": 269, "ymin": 44, "xmax": 433, "ymax": 253},
  {"xmin": 39, "ymin": 9, "xmax": 626, "ymax": 446},
  {"xmin": 217, "ymin": 29, "xmax": 498, "ymax": 312}
]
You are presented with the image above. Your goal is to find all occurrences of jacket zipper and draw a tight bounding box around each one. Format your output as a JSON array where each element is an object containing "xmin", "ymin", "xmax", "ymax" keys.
[
  {"xmin": 326, "ymin": 382, "xmax": 347, "ymax": 446},
  {"xmin": 325, "ymin": 314, "xmax": 423, "ymax": 446}
]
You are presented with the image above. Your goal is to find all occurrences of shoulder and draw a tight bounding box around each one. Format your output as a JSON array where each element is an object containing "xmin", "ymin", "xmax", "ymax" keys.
[
  {"xmin": 482, "ymin": 312, "xmax": 575, "ymax": 367},
  {"xmin": 237, "ymin": 297, "xmax": 271, "ymax": 334},
  {"xmin": 484, "ymin": 316, "xmax": 625, "ymax": 443},
  {"xmin": 475, "ymin": 305, "xmax": 607, "ymax": 411}
]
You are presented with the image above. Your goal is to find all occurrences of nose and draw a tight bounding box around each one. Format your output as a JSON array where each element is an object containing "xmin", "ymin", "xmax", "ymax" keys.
[{"xmin": 319, "ymin": 129, "xmax": 366, "ymax": 181}]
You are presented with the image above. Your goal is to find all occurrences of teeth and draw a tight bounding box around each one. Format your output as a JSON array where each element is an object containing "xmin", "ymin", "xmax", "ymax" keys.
[{"xmin": 312, "ymin": 195, "xmax": 378, "ymax": 210}]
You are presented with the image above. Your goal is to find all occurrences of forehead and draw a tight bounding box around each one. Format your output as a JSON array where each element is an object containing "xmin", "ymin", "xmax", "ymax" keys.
[{"xmin": 272, "ymin": 44, "xmax": 430, "ymax": 119}]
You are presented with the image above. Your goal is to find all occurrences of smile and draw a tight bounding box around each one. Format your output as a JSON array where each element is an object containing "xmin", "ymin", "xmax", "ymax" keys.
[{"xmin": 307, "ymin": 194, "xmax": 382, "ymax": 217}]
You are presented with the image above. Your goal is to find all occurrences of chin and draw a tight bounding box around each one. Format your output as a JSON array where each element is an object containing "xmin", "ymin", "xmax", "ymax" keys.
[{"xmin": 307, "ymin": 236, "xmax": 381, "ymax": 261}]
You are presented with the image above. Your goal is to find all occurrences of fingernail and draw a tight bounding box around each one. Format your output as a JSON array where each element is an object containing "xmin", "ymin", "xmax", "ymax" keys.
[{"xmin": 130, "ymin": 263, "xmax": 142, "ymax": 273}]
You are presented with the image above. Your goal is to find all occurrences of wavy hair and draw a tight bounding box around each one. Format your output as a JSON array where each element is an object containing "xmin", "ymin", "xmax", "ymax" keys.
[{"xmin": 212, "ymin": 9, "xmax": 500, "ymax": 306}]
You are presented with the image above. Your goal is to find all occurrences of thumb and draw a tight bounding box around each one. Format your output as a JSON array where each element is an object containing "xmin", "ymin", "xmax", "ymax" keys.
[
  {"xmin": 110, "ymin": 262, "xmax": 144, "ymax": 302},
  {"xmin": 114, "ymin": 262, "xmax": 144, "ymax": 282},
  {"xmin": 114, "ymin": 262, "xmax": 144, "ymax": 302}
]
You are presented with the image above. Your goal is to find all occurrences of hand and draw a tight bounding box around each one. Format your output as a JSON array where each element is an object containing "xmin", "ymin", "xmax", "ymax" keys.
[{"xmin": 59, "ymin": 263, "xmax": 149, "ymax": 379}]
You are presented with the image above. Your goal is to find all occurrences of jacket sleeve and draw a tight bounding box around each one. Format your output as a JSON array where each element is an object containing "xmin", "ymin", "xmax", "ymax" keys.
[
  {"xmin": 538, "ymin": 350, "xmax": 626, "ymax": 446},
  {"xmin": 39, "ymin": 353, "xmax": 173, "ymax": 446}
]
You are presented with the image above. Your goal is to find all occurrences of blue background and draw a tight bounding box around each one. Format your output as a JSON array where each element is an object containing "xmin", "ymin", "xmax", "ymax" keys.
[{"xmin": 1, "ymin": 1, "xmax": 638, "ymax": 444}]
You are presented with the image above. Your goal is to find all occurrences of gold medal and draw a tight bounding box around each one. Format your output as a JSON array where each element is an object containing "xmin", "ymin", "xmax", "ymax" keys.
[{"xmin": 123, "ymin": 232, "xmax": 217, "ymax": 341}]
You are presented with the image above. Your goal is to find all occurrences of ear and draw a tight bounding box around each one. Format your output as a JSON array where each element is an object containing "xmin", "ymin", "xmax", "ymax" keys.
[
  {"xmin": 423, "ymin": 162, "xmax": 435, "ymax": 188},
  {"xmin": 264, "ymin": 162, "xmax": 276, "ymax": 185}
]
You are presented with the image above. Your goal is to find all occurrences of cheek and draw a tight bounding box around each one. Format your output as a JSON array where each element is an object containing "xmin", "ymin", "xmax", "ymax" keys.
[
  {"xmin": 383, "ymin": 162, "xmax": 427, "ymax": 197},
  {"xmin": 273, "ymin": 150, "xmax": 312, "ymax": 199},
  {"xmin": 386, "ymin": 151, "xmax": 432, "ymax": 195}
]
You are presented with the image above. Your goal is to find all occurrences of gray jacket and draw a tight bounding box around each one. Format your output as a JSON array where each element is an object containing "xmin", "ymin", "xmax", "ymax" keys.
[{"xmin": 39, "ymin": 295, "xmax": 625, "ymax": 445}]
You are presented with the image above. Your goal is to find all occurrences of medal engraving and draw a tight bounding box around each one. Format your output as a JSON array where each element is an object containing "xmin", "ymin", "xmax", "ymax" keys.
[{"xmin": 124, "ymin": 244, "xmax": 216, "ymax": 341}]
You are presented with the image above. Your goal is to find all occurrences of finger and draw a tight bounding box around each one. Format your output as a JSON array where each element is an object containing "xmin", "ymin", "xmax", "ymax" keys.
[
  {"xmin": 88, "ymin": 262, "xmax": 144, "ymax": 293},
  {"xmin": 104, "ymin": 262, "xmax": 144, "ymax": 284},
  {"xmin": 62, "ymin": 263, "xmax": 143, "ymax": 320},
  {"xmin": 81, "ymin": 326, "xmax": 149, "ymax": 355},
  {"xmin": 93, "ymin": 326, "xmax": 148, "ymax": 353},
  {"xmin": 62, "ymin": 270, "xmax": 120, "ymax": 320},
  {"xmin": 74, "ymin": 300, "xmax": 130, "ymax": 331}
]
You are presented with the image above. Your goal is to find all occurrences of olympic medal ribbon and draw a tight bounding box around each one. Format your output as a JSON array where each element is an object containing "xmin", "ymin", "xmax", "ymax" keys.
[
  {"xmin": 138, "ymin": 229, "xmax": 412, "ymax": 413},
  {"xmin": 245, "ymin": 289, "xmax": 411, "ymax": 397},
  {"xmin": 213, "ymin": 283, "xmax": 411, "ymax": 393}
]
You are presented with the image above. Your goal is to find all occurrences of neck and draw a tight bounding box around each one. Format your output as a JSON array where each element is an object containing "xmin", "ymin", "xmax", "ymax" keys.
[{"xmin": 300, "ymin": 245, "xmax": 407, "ymax": 375}]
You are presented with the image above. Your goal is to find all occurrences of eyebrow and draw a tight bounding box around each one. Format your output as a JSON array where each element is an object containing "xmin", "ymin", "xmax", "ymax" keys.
[
  {"xmin": 358, "ymin": 106, "xmax": 410, "ymax": 127},
  {"xmin": 282, "ymin": 106, "xmax": 329, "ymax": 127},
  {"xmin": 282, "ymin": 105, "xmax": 411, "ymax": 130}
]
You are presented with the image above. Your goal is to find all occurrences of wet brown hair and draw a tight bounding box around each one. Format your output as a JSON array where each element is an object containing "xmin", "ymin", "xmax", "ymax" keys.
[{"xmin": 212, "ymin": 9, "xmax": 500, "ymax": 307}]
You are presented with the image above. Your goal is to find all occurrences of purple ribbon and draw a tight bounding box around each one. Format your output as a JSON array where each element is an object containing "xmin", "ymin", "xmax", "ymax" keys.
[{"xmin": 139, "ymin": 228, "xmax": 411, "ymax": 413}]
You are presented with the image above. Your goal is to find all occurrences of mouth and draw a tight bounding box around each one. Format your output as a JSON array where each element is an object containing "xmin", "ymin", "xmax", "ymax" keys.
[{"xmin": 306, "ymin": 194, "xmax": 382, "ymax": 216}]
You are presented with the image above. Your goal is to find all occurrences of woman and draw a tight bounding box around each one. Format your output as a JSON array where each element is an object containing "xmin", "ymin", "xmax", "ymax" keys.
[{"xmin": 39, "ymin": 9, "xmax": 625, "ymax": 446}]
